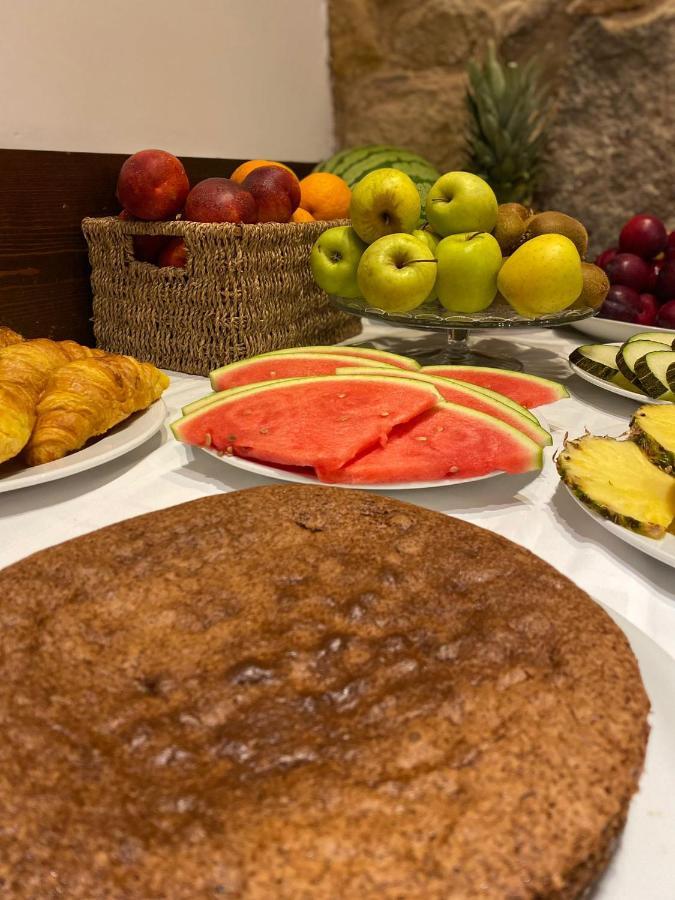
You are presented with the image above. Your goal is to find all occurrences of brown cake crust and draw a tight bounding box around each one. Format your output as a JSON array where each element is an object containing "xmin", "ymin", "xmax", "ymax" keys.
[{"xmin": 0, "ymin": 486, "xmax": 649, "ymax": 899}]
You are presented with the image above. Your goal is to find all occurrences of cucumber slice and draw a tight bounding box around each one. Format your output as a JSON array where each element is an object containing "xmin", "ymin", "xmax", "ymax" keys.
[
  {"xmin": 633, "ymin": 351, "xmax": 675, "ymax": 401},
  {"xmin": 625, "ymin": 330, "xmax": 675, "ymax": 349},
  {"xmin": 616, "ymin": 340, "xmax": 670, "ymax": 386},
  {"xmin": 569, "ymin": 344, "xmax": 620, "ymax": 380}
]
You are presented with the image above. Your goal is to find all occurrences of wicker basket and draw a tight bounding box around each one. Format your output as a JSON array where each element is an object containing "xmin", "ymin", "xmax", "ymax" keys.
[{"xmin": 82, "ymin": 217, "xmax": 361, "ymax": 375}]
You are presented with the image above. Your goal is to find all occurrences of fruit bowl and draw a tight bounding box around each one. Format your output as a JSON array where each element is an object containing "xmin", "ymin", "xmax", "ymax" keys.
[{"xmin": 330, "ymin": 294, "xmax": 596, "ymax": 368}]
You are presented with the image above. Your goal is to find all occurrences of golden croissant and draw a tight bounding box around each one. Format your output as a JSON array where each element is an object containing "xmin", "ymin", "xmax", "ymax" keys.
[
  {"xmin": 0, "ymin": 326, "xmax": 23, "ymax": 349},
  {"xmin": 0, "ymin": 339, "xmax": 103, "ymax": 465},
  {"xmin": 24, "ymin": 354, "xmax": 169, "ymax": 466}
]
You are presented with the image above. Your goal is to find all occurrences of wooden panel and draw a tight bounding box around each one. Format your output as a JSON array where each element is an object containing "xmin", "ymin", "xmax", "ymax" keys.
[{"xmin": 0, "ymin": 149, "xmax": 315, "ymax": 345}]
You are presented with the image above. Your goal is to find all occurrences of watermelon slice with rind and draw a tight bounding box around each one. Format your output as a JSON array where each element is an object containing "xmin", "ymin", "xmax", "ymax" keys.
[
  {"xmin": 172, "ymin": 375, "xmax": 441, "ymax": 475},
  {"xmin": 261, "ymin": 345, "xmax": 420, "ymax": 371},
  {"xmin": 423, "ymin": 365, "xmax": 569, "ymax": 409},
  {"xmin": 336, "ymin": 367, "xmax": 551, "ymax": 447},
  {"xmin": 210, "ymin": 352, "xmax": 394, "ymax": 392},
  {"xmin": 326, "ymin": 401, "xmax": 543, "ymax": 484}
]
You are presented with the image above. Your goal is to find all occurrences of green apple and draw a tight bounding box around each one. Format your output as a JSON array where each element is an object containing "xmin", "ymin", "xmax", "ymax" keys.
[
  {"xmin": 425, "ymin": 172, "xmax": 498, "ymax": 237},
  {"xmin": 412, "ymin": 228, "xmax": 440, "ymax": 302},
  {"xmin": 498, "ymin": 234, "xmax": 583, "ymax": 317},
  {"xmin": 350, "ymin": 168, "xmax": 421, "ymax": 244},
  {"xmin": 310, "ymin": 226, "xmax": 367, "ymax": 298},
  {"xmin": 436, "ymin": 232, "xmax": 502, "ymax": 313},
  {"xmin": 356, "ymin": 233, "xmax": 437, "ymax": 312}
]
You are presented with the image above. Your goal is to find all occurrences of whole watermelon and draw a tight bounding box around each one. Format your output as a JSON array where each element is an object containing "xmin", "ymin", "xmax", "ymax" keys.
[{"xmin": 314, "ymin": 145, "xmax": 441, "ymax": 212}]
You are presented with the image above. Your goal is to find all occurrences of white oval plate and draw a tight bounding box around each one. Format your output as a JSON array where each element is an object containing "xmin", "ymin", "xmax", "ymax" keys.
[
  {"xmin": 195, "ymin": 445, "xmax": 503, "ymax": 491},
  {"xmin": 564, "ymin": 485, "xmax": 675, "ymax": 569},
  {"xmin": 572, "ymin": 317, "xmax": 675, "ymax": 344},
  {"xmin": 0, "ymin": 400, "xmax": 167, "ymax": 493},
  {"xmin": 569, "ymin": 343, "xmax": 670, "ymax": 405},
  {"xmin": 594, "ymin": 609, "xmax": 675, "ymax": 899}
]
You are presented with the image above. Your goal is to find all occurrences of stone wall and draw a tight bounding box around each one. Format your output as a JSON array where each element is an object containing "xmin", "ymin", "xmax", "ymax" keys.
[{"xmin": 328, "ymin": 0, "xmax": 675, "ymax": 252}]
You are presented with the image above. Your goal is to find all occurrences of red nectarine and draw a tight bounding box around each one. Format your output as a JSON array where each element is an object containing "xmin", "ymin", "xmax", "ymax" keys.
[
  {"xmin": 118, "ymin": 210, "xmax": 168, "ymax": 263},
  {"xmin": 242, "ymin": 165, "xmax": 300, "ymax": 223},
  {"xmin": 184, "ymin": 178, "xmax": 257, "ymax": 224},
  {"xmin": 158, "ymin": 238, "xmax": 187, "ymax": 268},
  {"xmin": 117, "ymin": 149, "xmax": 189, "ymax": 221}
]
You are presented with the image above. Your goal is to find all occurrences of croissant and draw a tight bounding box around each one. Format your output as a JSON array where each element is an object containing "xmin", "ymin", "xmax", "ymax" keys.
[
  {"xmin": 0, "ymin": 327, "xmax": 23, "ymax": 349},
  {"xmin": 0, "ymin": 339, "xmax": 103, "ymax": 465},
  {"xmin": 24, "ymin": 354, "xmax": 169, "ymax": 466}
]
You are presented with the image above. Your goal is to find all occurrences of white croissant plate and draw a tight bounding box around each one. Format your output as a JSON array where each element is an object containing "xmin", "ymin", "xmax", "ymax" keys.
[{"xmin": 0, "ymin": 400, "xmax": 167, "ymax": 493}]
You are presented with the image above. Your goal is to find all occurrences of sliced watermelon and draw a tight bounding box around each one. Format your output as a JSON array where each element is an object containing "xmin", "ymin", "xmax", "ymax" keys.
[
  {"xmin": 183, "ymin": 383, "xmax": 262, "ymax": 415},
  {"xmin": 210, "ymin": 352, "xmax": 393, "ymax": 392},
  {"xmin": 335, "ymin": 367, "xmax": 551, "ymax": 447},
  {"xmin": 261, "ymin": 345, "xmax": 420, "ymax": 371},
  {"xmin": 172, "ymin": 375, "xmax": 441, "ymax": 474},
  {"xmin": 327, "ymin": 401, "xmax": 543, "ymax": 484},
  {"xmin": 423, "ymin": 365, "xmax": 569, "ymax": 409}
]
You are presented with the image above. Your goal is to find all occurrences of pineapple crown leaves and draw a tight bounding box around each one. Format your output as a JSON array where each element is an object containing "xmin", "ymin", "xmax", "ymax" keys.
[{"xmin": 465, "ymin": 41, "xmax": 552, "ymax": 206}]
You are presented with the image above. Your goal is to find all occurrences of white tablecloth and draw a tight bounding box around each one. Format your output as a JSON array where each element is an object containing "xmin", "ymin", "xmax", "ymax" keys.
[{"xmin": 1, "ymin": 322, "xmax": 673, "ymax": 658}]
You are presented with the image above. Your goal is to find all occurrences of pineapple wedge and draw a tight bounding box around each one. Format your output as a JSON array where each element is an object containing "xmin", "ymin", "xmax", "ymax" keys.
[
  {"xmin": 557, "ymin": 434, "xmax": 675, "ymax": 539},
  {"xmin": 631, "ymin": 404, "xmax": 675, "ymax": 472}
]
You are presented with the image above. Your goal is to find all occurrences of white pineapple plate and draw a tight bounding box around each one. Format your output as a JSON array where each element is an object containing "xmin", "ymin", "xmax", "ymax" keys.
[{"xmin": 566, "ymin": 488, "xmax": 675, "ymax": 569}]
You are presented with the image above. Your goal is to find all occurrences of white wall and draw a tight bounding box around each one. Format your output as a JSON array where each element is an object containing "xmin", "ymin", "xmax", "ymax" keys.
[{"xmin": 0, "ymin": 0, "xmax": 334, "ymax": 161}]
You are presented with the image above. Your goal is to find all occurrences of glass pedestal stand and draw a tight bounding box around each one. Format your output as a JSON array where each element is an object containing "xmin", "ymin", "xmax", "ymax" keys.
[
  {"xmin": 418, "ymin": 327, "xmax": 525, "ymax": 369},
  {"xmin": 331, "ymin": 296, "xmax": 596, "ymax": 370}
]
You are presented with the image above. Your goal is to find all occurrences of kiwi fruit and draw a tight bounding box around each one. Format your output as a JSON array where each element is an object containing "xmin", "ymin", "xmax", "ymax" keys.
[
  {"xmin": 493, "ymin": 203, "xmax": 531, "ymax": 254},
  {"xmin": 525, "ymin": 211, "xmax": 589, "ymax": 258},
  {"xmin": 570, "ymin": 262, "xmax": 610, "ymax": 311}
]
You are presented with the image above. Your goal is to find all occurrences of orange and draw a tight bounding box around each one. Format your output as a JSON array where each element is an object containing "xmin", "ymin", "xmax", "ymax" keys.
[
  {"xmin": 291, "ymin": 207, "xmax": 316, "ymax": 223},
  {"xmin": 230, "ymin": 159, "xmax": 295, "ymax": 184},
  {"xmin": 299, "ymin": 172, "xmax": 352, "ymax": 221}
]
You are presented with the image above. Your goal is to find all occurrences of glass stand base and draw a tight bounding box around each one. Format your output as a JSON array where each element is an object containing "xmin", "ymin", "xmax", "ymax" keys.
[{"xmin": 352, "ymin": 328, "xmax": 524, "ymax": 371}]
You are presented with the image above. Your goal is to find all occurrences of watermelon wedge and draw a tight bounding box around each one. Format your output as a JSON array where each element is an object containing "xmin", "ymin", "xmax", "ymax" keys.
[
  {"xmin": 336, "ymin": 367, "xmax": 551, "ymax": 447},
  {"xmin": 327, "ymin": 401, "xmax": 543, "ymax": 484},
  {"xmin": 172, "ymin": 375, "xmax": 441, "ymax": 474},
  {"xmin": 422, "ymin": 365, "xmax": 569, "ymax": 409},
  {"xmin": 261, "ymin": 345, "xmax": 420, "ymax": 371},
  {"xmin": 210, "ymin": 352, "xmax": 393, "ymax": 392},
  {"xmin": 183, "ymin": 383, "xmax": 261, "ymax": 416}
]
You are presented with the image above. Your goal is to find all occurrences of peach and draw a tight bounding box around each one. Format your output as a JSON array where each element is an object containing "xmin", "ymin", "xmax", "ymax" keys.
[
  {"xmin": 184, "ymin": 178, "xmax": 257, "ymax": 224},
  {"xmin": 116, "ymin": 149, "xmax": 189, "ymax": 221},
  {"xmin": 241, "ymin": 166, "xmax": 300, "ymax": 223},
  {"xmin": 158, "ymin": 238, "xmax": 187, "ymax": 268}
]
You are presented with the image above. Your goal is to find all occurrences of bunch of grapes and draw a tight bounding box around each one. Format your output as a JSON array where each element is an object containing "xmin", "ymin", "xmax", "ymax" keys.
[{"xmin": 595, "ymin": 215, "xmax": 675, "ymax": 328}]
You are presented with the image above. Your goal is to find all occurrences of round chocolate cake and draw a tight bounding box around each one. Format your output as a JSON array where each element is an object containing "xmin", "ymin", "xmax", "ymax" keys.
[{"xmin": 0, "ymin": 486, "xmax": 649, "ymax": 899}]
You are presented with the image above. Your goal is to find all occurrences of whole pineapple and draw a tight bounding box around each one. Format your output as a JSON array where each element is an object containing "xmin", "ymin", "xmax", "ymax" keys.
[{"xmin": 465, "ymin": 41, "xmax": 550, "ymax": 207}]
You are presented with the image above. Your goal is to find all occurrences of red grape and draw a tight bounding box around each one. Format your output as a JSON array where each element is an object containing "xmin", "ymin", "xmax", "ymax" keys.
[
  {"xmin": 595, "ymin": 247, "xmax": 618, "ymax": 270},
  {"xmin": 656, "ymin": 300, "xmax": 675, "ymax": 329},
  {"xmin": 636, "ymin": 294, "xmax": 658, "ymax": 325},
  {"xmin": 656, "ymin": 262, "xmax": 675, "ymax": 301},
  {"xmin": 605, "ymin": 253, "xmax": 654, "ymax": 291},
  {"xmin": 598, "ymin": 284, "xmax": 642, "ymax": 322},
  {"xmin": 619, "ymin": 214, "xmax": 667, "ymax": 259}
]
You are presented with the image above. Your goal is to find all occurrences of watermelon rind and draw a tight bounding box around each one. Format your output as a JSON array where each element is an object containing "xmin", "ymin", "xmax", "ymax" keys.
[
  {"xmin": 259, "ymin": 345, "xmax": 420, "ymax": 371},
  {"xmin": 435, "ymin": 401, "xmax": 543, "ymax": 471},
  {"xmin": 334, "ymin": 367, "xmax": 551, "ymax": 447},
  {"xmin": 182, "ymin": 382, "xmax": 269, "ymax": 415},
  {"xmin": 172, "ymin": 374, "xmax": 442, "ymax": 442},
  {"xmin": 337, "ymin": 365, "xmax": 538, "ymax": 423},
  {"xmin": 209, "ymin": 351, "xmax": 394, "ymax": 392},
  {"xmin": 423, "ymin": 365, "xmax": 569, "ymax": 407},
  {"xmin": 314, "ymin": 145, "xmax": 441, "ymax": 212}
]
